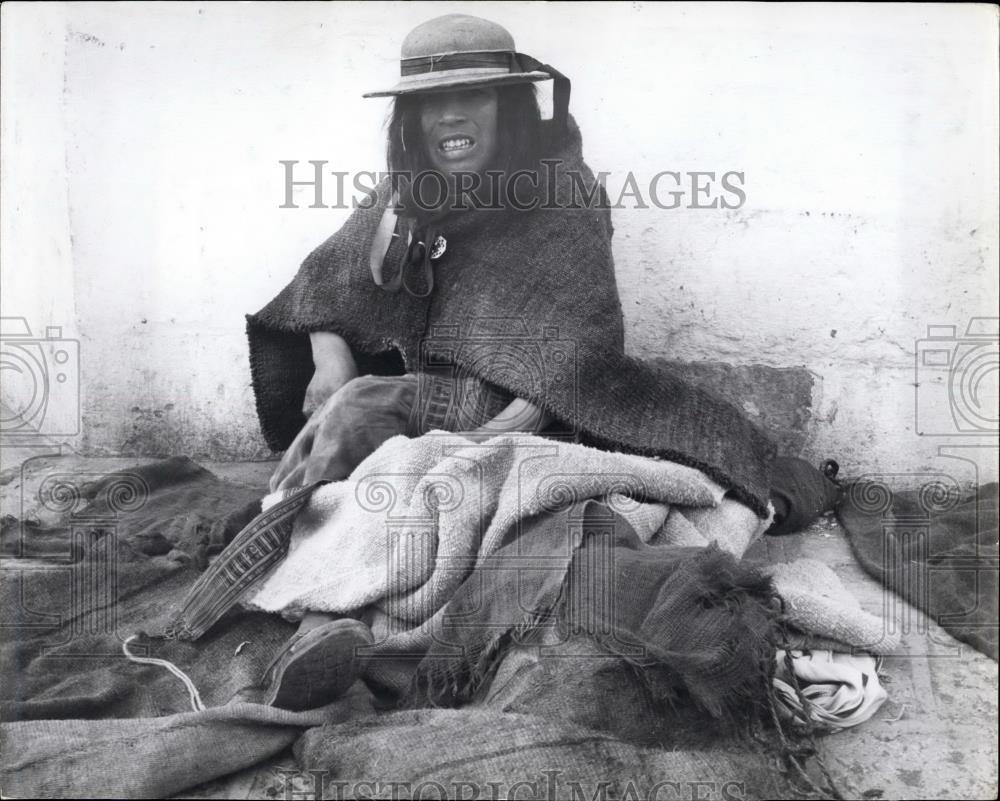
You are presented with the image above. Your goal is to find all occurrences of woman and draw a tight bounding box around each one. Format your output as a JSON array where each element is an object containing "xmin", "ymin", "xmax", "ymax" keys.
[
  {"xmin": 266, "ymin": 73, "xmax": 559, "ymax": 491},
  {"xmin": 231, "ymin": 13, "xmax": 778, "ymax": 710}
]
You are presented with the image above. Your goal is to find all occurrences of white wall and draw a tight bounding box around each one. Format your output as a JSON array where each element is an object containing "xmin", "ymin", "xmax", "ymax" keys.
[{"xmin": 3, "ymin": 2, "xmax": 998, "ymax": 484}]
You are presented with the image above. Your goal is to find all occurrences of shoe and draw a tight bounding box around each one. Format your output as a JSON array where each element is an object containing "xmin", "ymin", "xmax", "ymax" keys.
[{"xmin": 262, "ymin": 618, "xmax": 374, "ymax": 711}]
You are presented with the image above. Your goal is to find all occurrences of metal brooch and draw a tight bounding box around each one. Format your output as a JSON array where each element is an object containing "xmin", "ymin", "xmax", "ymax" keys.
[{"xmin": 429, "ymin": 235, "xmax": 447, "ymax": 261}]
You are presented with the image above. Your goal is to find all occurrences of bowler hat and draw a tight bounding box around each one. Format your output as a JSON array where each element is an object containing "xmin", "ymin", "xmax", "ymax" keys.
[{"xmin": 363, "ymin": 14, "xmax": 559, "ymax": 98}]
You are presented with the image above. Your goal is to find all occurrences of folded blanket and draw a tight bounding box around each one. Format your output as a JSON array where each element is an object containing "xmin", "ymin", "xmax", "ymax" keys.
[
  {"xmin": 838, "ymin": 479, "xmax": 999, "ymax": 661},
  {"xmin": 245, "ymin": 432, "xmax": 753, "ymax": 614},
  {"xmin": 765, "ymin": 559, "xmax": 901, "ymax": 655},
  {"xmin": 237, "ymin": 432, "xmax": 772, "ymax": 700}
]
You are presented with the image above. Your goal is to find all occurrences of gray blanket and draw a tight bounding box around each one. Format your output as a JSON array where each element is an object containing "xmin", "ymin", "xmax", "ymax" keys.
[{"xmin": 1, "ymin": 458, "xmax": 802, "ymax": 798}]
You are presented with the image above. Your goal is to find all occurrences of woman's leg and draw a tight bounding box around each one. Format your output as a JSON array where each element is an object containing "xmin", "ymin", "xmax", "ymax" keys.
[{"xmin": 269, "ymin": 374, "xmax": 418, "ymax": 492}]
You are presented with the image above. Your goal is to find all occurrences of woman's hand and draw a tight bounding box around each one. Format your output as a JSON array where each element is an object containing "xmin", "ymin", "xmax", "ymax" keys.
[{"xmin": 303, "ymin": 332, "xmax": 358, "ymax": 418}]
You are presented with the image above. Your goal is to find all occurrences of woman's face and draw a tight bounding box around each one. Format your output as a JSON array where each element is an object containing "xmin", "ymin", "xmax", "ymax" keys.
[{"xmin": 419, "ymin": 87, "xmax": 499, "ymax": 176}]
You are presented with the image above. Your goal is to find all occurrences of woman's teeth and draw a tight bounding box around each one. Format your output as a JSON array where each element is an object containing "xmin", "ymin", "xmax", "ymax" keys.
[{"xmin": 440, "ymin": 136, "xmax": 474, "ymax": 153}]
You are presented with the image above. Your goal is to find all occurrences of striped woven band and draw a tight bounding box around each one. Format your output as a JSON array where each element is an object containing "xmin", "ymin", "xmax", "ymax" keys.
[
  {"xmin": 160, "ymin": 481, "xmax": 326, "ymax": 641},
  {"xmin": 401, "ymin": 50, "xmax": 515, "ymax": 77}
]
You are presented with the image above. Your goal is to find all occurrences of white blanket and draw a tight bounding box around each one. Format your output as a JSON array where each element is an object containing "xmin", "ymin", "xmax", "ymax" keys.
[
  {"xmin": 243, "ymin": 431, "xmax": 897, "ymax": 694},
  {"xmin": 246, "ymin": 431, "xmax": 768, "ymax": 624}
]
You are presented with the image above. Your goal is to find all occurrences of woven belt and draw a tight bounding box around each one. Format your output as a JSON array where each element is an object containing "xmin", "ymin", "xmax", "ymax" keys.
[{"xmin": 161, "ymin": 481, "xmax": 326, "ymax": 641}]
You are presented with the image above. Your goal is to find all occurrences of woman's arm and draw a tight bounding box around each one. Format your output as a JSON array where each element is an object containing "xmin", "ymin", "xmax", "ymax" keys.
[
  {"xmin": 464, "ymin": 397, "xmax": 554, "ymax": 443},
  {"xmin": 302, "ymin": 331, "xmax": 358, "ymax": 417}
]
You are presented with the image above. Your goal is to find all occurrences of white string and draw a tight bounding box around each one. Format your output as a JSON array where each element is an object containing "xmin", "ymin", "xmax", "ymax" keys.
[{"xmin": 122, "ymin": 634, "xmax": 206, "ymax": 712}]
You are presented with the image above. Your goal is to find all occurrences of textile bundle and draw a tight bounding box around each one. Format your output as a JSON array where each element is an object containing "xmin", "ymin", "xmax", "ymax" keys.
[
  {"xmin": 1, "ymin": 451, "xmax": 901, "ymax": 797},
  {"xmin": 233, "ymin": 431, "xmax": 778, "ymax": 709},
  {"xmin": 772, "ymin": 650, "xmax": 888, "ymax": 731}
]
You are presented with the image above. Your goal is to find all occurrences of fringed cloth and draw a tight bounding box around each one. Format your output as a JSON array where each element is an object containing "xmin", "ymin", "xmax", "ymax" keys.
[{"xmin": 410, "ymin": 517, "xmax": 782, "ymax": 722}]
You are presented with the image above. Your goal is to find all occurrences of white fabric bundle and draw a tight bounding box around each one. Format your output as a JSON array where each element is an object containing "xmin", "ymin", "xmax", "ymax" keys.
[{"xmin": 773, "ymin": 649, "xmax": 888, "ymax": 731}]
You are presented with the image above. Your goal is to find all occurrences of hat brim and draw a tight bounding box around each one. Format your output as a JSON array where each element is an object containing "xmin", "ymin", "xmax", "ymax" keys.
[{"xmin": 363, "ymin": 70, "xmax": 551, "ymax": 98}]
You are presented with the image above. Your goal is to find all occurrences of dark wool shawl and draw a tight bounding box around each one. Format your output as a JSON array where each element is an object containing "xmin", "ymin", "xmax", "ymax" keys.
[{"xmin": 247, "ymin": 118, "xmax": 776, "ymax": 515}]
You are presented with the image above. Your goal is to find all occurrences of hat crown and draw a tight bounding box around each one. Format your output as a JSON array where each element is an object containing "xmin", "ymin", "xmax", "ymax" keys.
[{"xmin": 401, "ymin": 14, "xmax": 516, "ymax": 59}]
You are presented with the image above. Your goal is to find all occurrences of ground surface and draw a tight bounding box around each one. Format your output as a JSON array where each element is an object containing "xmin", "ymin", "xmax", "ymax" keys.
[{"xmin": 2, "ymin": 450, "xmax": 996, "ymax": 800}]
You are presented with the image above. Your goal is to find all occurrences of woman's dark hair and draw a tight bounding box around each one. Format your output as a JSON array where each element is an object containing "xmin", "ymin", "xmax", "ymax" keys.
[{"xmin": 386, "ymin": 83, "xmax": 543, "ymax": 179}]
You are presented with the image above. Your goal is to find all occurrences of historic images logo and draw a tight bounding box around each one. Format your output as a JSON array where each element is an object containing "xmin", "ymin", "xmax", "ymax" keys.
[{"xmin": 278, "ymin": 162, "xmax": 747, "ymax": 212}]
